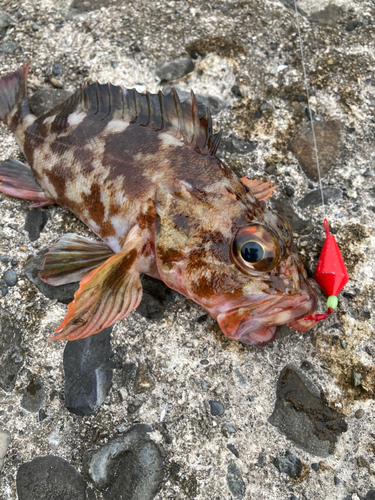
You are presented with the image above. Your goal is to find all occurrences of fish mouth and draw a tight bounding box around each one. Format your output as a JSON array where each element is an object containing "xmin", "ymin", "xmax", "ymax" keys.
[{"xmin": 215, "ymin": 285, "xmax": 317, "ymax": 346}]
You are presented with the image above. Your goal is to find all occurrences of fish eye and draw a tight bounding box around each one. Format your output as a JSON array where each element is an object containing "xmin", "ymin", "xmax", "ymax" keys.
[
  {"xmin": 231, "ymin": 225, "xmax": 279, "ymax": 273},
  {"xmin": 240, "ymin": 241, "xmax": 265, "ymax": 263}
]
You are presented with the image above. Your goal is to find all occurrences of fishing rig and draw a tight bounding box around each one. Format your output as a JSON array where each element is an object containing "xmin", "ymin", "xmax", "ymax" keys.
[{"xmin": 293, "ymin": 1, "xmax": 349, "ymax": 322}]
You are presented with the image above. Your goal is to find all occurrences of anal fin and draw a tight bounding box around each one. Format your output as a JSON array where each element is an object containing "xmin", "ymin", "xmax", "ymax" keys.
[
  {"xmin": 0, "ymin": 159, "xmax": 52, "ymax": 205},
  {"xmin": 40, "ymin": 233, "xmax": 115, "ymax": 286},
  {"xmin": 50, "ymin": 227, "xmax": 143, "ymax": 341},
  {"xmin": 240, "ymin": 177, "xmax": 276, "ymax": 202}
]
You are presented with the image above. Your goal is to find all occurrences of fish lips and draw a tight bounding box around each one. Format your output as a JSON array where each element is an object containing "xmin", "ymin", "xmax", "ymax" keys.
[{"xmin": 216, "ymin": 289, "xmax": 317, "ymax": 346}]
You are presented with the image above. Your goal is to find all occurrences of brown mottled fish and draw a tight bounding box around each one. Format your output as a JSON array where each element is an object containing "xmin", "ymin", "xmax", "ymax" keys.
[{"xmin": 0, "ymin": 64, "xmax": 318, "ymax": 345}]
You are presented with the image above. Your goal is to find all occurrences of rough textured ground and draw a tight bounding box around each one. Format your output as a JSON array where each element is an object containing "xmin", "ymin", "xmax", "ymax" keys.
[{"xmin": 0, "ymin": 0, "xmax": 374, "ymax": 499}]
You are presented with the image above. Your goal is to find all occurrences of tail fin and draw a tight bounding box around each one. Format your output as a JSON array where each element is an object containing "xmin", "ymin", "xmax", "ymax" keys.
[{"xmin": 0, "ymin": 64, "xmax": 30, "ymax": 130}]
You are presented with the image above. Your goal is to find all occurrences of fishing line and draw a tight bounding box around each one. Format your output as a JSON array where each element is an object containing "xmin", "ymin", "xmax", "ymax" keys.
[
  {"xmin": 293, "ymin": 0, "xmax": 326, "ymax": 220},
  {"xmin": 292, "ymin": 0, "xmax": 349, "ymax": 320}
]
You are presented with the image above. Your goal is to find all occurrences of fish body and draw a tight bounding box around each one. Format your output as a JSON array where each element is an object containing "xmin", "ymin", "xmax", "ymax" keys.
[{"xmin": 0, "ymin": 65, "xmax": 317, "ymax": 345}]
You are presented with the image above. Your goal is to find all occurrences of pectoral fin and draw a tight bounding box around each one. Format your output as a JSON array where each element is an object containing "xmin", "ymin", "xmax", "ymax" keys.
[
  {"xmin": 40, "ymin": 233, "xmax": 114, "ymax": 286},
  {"xmin": 50, "ymin": 227, "xmax": 143, "ymax": 341},
  {"xmin": 240, "ymin": 177, "xmax": 276, "ymax": 202},
  {"xmin": 0, "ymin": 159, "xmax": 52, "ymax": 205}
]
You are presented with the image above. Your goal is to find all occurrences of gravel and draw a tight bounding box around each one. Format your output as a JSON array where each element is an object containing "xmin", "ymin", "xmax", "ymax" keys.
[{"xmin": 0, "ymin": 0, "xmax": 374, "ymax": 498}]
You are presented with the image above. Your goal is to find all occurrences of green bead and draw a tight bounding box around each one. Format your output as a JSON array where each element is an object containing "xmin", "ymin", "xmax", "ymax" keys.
[{"xmin": 327, "ymin": 296, "xmax": 338, "ymax": 310}]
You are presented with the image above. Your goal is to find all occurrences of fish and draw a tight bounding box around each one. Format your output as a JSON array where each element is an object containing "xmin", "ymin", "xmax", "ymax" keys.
[{"xmin": 0, "ymin": 64, "xmax": 318, "ymax": 346}]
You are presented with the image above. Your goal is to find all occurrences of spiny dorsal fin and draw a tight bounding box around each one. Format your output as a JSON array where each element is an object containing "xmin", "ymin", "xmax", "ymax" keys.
[{"xmin": 46, "ymin": 80, "xmax": 222, "ymax": 156}]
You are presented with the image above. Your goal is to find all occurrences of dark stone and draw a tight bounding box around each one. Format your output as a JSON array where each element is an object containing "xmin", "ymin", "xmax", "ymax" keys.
[
  {"xmin": 111, "ymin": 61, "xmax": 118, "ymax": 68},
  {"xmin": 271, "ymin": 198, "xmax": 313, "ymax": 235},
  {"xmin": 355, "ymin": 409, "xmax": 365, "ymax": 419},
  {"xmin": 346, "ymin": 19, "xmax": 360, "ymax": 31},
  {"xmin": 311, "ymin": 462, "xmax": 319, "ymax": 472},
  {"xmin": 197, "ymin": 314, "xmax": 208, "ymax": 323},
  {"xmin": 273, "ymin": 451, "xmax": 302, "ymax": 477},
  {"xmin": 24, "ymin": 210, "xmax": 48, "ymax": 242},
  {"xmin": 0, "ymin": 284, "xmax": 8, "ymax": 296},
  {"xmin": 11, "ymin": 257, "xmax": 17, "ymax": 266},
  {"xmin": 38, "ymin": 408, "xmax": 48, "ymax": 421},
  {"xmin": 0, "ymin": 9, "xmax": 17, "ymax": 30},
  {"xmin": 227, "ymin": 444, "xmax": 239, "ymax": 458},
  {"xmin": 297, "ymin": 187, "xmax": 343, "ymax": 209},
  {"xmin": 17, "ymin": 455, "xmax": 86, "ymax": 499},
  {"xmin": 217, "ymin": 136, "xmax": 257, "ymax": 156},
  {"xmin": 0, "ymin": 306, "xmax": 23, "ymax": 392},
  {"xmin": 2, "ymin": 41, "xmax": 17, "ymax": 54},
  {"xmin": 309, "ymin": 5, "xmax": 341, "ymax": 27},
  {"xmin": 63, "ymin": 328, "xmax": 115, "ymax": 416},
  {"xmin": 52, "ymin": 63, "xmax": 62, "ymax": 76},
  {"xmin": 254, "ymin": 111, "xmax": 262, "ymax": 119},
  {"xmin": 121, "ymin": 362, "xmax": 137, "ymax": 389},
  {"xmin": 137, "ymin": 274, "xmax": 176, "ymax": 320},
  {"xmin": 169, "ymin": 86, "xmax": 227, "ymax": 116},
  {"xmin": 156, "ymin": 58, "xmax": 194, "ymax": 82},
  {"xmin": 289, "ymin": 121, "xmax": 344, "ymax": 181},
  {"xmin": 221, "ymin": 424, "xmax": 237, "ymax": 437},
  {"xmin": 3, "ymin": 269, "xmax": 17, "ymax": 286},
  {"xmin": 265, "ymin": 163, "xmax": 276, "ymax": 175},
  {"xmin": 29, "ymin": 89, "xmax": 73, "ymax": 116},
  {"xmin": 0, "ymin": 255, "xmax": 10, "ymax": 264},
  {"xmin": 209, "ymin": 400, "xmax": 225, "ymax": 416},
  {"xmin": 258, "ymin": 452, "xmax": 265, "ymax": 467},
  {"xmin": 226, "ymin": 460, "xmax": 246, "ymax": 499},
  {"xmin": 231, "ymin": 85, "xmax": 242, "ymax": 97},
  {"xmin": 269, "ymin": 364, "xmax": 347, "ymax": 457},
  {"xmin": 21, "ymin": 378, "xmax": 45, "ymax": 413},
  {"xmin": 334, "ymin": 476, "xmax": 340, "ymax": 485},
  {"xmin": 83, "ymin": 424, "xmax": 164, "ymax": 499},
  {"xmin": 24, "ymin": 252, "xmax": 79, "ymax": 304},
  {"xmin": 285, "ymin": 185, "xmax": 295, "ymax": 197}
]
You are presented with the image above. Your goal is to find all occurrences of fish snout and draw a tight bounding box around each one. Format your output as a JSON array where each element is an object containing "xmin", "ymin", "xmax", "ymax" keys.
[{"xmin": 216, "ymin": 283, "xmax": 317, "ymax": 346}]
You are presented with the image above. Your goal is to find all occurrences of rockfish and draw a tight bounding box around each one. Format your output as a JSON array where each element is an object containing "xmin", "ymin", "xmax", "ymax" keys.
[{"xmin": 0, "ymin": 65, "xmax": 317, "ymax": 345}]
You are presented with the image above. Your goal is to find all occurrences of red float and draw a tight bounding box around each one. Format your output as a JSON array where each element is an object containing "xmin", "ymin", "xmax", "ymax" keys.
[{"xmin": 314, "ymin": 219, "xmax": 349, "ymax": 297}]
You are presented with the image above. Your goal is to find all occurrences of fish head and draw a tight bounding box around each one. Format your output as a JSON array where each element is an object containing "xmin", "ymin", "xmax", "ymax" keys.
[{"xmin": 154, "ymin": 176, "xmax": 317, "ymax": 346}]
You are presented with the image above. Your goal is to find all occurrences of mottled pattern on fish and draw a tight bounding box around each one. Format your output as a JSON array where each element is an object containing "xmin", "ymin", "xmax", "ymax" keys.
[{"xmin": 0, "ymin": 65, "xmax": 317, "ymax": 345}]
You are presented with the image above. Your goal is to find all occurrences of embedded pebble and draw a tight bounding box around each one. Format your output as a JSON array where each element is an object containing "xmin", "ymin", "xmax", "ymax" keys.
[
  {"xmin": 83, "ymin": 424, "xmax": 164, "ymax": 499},
  {"xmin": 273, "ymin": 451, "xmax": 302, "ymax": 477},
  {"xmin": 209, "ymin": 400, "xmax": 225, "ymax": 416},
  {"xmin": 20, "ymin": 377, "xmax": 45, "ymax": 413},
  {"xmin": 297, "ymin": 187, "xmax": 343, "ymax": 209},
  {"xmin": 218, "ymin": 136, "xmax": 257, "ymax": 155},
  {"xmin": 3, "ymin": 269, "xmax": 17, "ymax": 287},
  {"xmin": 24, "ymin": 253, "xmax": 78, "ymax": 303},
  {"xmin": 63, "ymin": 327, "xmax": 115, "ymax": 416},
  {"xmin": 0, "ymin": 429, "xmax": 11, "ymax": 472},
  {"xmin": 16, "ymin": 456, "xmax": 87, "ymax": 499},
  {"xmin": 0, "ymin": 306, "xmax": 23, "ymax": 392},
  {"xmin": 1, "ymin": 41, "xmax": 17, "ymax": 54},
  {"xmin": 137, "ymin": 274, "xmax": 176, "ymax": 320},
  {"xmin": 156, "ymin": 57, "xmax": 194, "ymax": 81},
  {"xmin": 0, "ymin": 8, "xmax": 17, "ymax": 29},
  {"xmin": 271, "ymin": 198, "xmax": 313, "ymax": 234},
  {"xmin": 309, "ymin": 4, "xmax": 341, "ymax": 26},
  {"xmin": 269, "ymin": 364, "xmax": 347, "ymax": 457},
  {"xmin": 289, "ymin": 121, "xmax": 344, "ymax": 181},
  {"xmin": 24, "ymin": 210, "xmax": 48, "ymax": 242},
  {"xmin": 226, "ymin": 460, "xmax": 246, "ymax": 499},
  {"xmin": 355, "ymin": 409, "xmax": 365, "ymax": 419}
]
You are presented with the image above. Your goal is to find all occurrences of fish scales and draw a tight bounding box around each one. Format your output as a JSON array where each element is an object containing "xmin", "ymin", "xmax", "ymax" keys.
[{"xmin": 0, "ymin": 65, "xmax": 318, "ymax": 344}]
